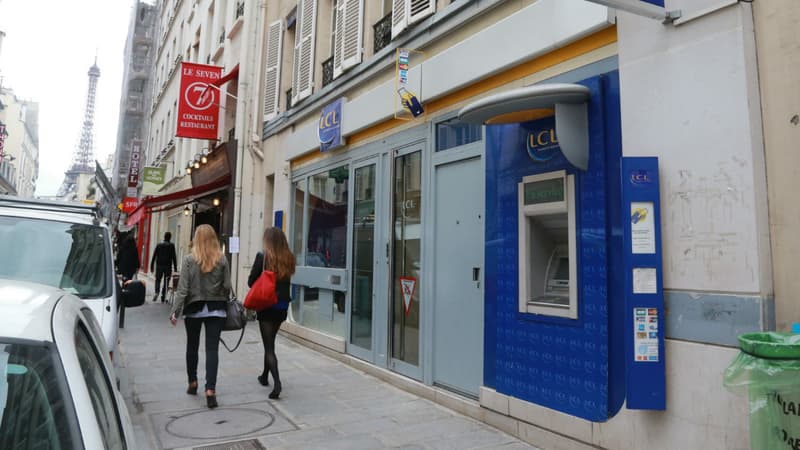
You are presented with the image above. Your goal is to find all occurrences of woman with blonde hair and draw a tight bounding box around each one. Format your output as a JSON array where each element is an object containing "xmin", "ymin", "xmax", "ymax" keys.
[
  {"xmin": 247, "ymin": 227, "xmax": 296, "ymax": 399},
  {"xmin": 170, "ymin": 224, "xmax": 231, "ymax": 408}
]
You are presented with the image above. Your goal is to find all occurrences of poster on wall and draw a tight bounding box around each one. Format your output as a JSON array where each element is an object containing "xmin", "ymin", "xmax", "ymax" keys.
[
  {"xmin": 630, "ymin": 201, "xmax": 656, "ymax": 254},
  {"xmin": 126, "ymin": 140, "xmax": 142, "ymax": 198},
  {"xmin": 633, "ymin": 307, "xmax": 659, "ymax": 362},
  {"xmin": 177, "ymin": 62, "xmax": 223, "ymax": 140}
]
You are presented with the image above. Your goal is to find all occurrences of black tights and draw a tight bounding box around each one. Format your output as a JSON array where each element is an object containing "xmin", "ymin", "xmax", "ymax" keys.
[{"xmin": 258, "ymin": 318, "xmax": 284, "ymax": 386}]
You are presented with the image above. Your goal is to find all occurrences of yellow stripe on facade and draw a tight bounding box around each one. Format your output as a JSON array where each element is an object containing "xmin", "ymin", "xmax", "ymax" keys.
[{"xmin": 291, "ymin": 26, "xmax": 618, "ymax": 170}]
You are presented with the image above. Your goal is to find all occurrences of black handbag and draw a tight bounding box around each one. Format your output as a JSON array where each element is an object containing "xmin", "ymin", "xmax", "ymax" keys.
[{"xmin": 220, "ymin": 292, "xmax": 246, "ymax": 352}]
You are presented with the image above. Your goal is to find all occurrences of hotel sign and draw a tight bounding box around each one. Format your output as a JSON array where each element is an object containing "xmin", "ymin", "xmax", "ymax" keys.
[{"xmin": 126, "ymin": 140, "xmax": 142, "ymax": 198}]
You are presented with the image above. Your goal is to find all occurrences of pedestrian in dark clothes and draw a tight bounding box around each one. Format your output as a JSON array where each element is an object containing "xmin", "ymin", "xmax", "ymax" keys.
[
  {"xmin": 116, "ymin": 233, "xmax": 140, "ymax": 282},
  {"xmin": 151, "ymin": 232, "xmax": 178, "ymax": 302},
  {"xmin": 248, "ymin": 227, "xmax": 296, "ymax": 399}
]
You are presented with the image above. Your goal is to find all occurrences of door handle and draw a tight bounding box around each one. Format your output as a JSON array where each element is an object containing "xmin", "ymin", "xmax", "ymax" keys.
[{"xmin": 473, "ymin": 267, "xmax": 480, "ymax": 281}]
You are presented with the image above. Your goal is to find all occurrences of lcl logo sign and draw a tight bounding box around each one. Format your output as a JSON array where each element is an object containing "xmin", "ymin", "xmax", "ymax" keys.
[{"xmin": 630, "ymin": 170, "xmax": 653, "ymax": 186}]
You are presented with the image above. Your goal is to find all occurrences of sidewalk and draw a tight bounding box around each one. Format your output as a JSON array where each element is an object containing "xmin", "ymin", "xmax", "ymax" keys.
[{"xmin": 118, "ymin": 277, "xmax": 539, "ymax": 450}]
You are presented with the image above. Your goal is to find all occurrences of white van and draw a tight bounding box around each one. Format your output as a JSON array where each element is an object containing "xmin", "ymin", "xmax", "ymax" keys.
[{"xmin": 0, "ymin": 197, "xmax": 126, "ymax": 355}]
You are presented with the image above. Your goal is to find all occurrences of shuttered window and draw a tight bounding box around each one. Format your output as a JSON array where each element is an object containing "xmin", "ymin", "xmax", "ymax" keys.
[
  {"xmin": 292, "ymin": 0, "xmax": 318, "ymax": 105},
  {"xmin": 263, "ymin": 20, "xmax": 283, "ymax": 120},
  {"xmin": 333, "ymin": 0, "xmax": 363, "ymax": 79},
  {"xmin": 391, "ymin": 0, "xmax": 434, "ymax": 39}
]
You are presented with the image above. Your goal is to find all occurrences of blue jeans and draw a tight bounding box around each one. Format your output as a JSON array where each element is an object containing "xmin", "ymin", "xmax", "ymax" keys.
[{"xmin": 185, "ymin": 316, "xmax": 224, "ymax": 391}]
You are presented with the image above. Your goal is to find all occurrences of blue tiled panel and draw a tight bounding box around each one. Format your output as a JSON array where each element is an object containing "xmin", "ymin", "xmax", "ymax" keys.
[{"xmin": 484, "ymin": 73, "xmax": 624, "ymax": 422}]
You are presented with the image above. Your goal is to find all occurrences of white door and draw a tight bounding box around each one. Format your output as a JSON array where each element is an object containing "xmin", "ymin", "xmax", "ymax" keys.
[{"xmin": 433, "ymin": 156, "xmax": 484, "ymax": 396}]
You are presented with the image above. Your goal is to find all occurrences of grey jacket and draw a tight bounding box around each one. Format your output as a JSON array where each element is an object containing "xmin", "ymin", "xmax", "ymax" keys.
[{"xmin": 171, "ymin": 254, "xmax": 232, "ymax": 316}]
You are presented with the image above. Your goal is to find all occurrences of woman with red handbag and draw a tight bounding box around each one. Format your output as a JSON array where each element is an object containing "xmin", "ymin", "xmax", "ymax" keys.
[{"xmin": 247, "ymin": 227, "xmax": 295, "ymax": 399}]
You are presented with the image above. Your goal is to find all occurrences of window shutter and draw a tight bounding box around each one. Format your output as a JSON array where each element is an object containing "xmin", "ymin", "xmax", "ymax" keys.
[
  {"xmin": 391, "ymin": 0, "xmax": 408, "ymax": 39},
  {"xmin": 340, "ymin": 0, "xmax": 363, "ymax": 71},
  {"xmin": 333, "ymin": 0, "xmax": 345, "ymax": 79},
  {"xmin": 408, "ymin": 0, "xmax": 435, "ymax": 25},
  {"xmin": 292, "ymin": 0, "xmax": 317, "ymax": 105},
  {"xmin": 263, "ymin": 20, "xmax": 283, "ymax": 120}
]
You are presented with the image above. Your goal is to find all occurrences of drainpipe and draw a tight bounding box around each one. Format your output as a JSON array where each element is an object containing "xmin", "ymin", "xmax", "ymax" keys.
[{"xmin": 231, "ymin": 0, "xmax": 262, "ymax": 288}]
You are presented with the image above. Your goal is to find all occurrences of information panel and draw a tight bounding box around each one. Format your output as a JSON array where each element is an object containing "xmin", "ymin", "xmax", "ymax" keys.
[{"xmin": 621, "ymin": 157, "xmax": 666, "ymax": 410}]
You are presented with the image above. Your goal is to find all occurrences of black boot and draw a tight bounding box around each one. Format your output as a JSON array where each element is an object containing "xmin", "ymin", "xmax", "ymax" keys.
[{"xmin": 257, "ymin": 374, "xmax": 269, "ymax": 386}]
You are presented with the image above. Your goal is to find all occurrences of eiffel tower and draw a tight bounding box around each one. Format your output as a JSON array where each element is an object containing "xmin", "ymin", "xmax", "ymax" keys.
[{"xmin": 57, "ymin": 59, "xmax": 100, "ymax": 198}]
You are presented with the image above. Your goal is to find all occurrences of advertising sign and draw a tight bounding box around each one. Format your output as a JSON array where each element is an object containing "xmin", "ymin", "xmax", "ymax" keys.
[
  {"xmin": 177, "ymin": 62, "xmax": 223, "ymax": 140},
  {"xmin": 141, "ymin": 166, "xmax": 166, "ymax": 196},
  {"xmin": 121, "ymin": 197, "xmax": 139, "ymax": 214},
  {"xmin": 394, "ymin": 48, "xmax": 424, "ymax": 120},
  {"xmin": 126, "ymin": 140, "xmax": 142, "ymax": 198},
  {"xmin": 621, "ymin": 156, "xmax": 665, "ymax": 410},
  {"xmin": 318, "ymin": 98, "xmax": 343, "ymax": 152}
]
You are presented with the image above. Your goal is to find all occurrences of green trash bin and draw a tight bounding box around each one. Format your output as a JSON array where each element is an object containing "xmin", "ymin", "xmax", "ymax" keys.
[{"xmin": 724, "ymin": 332, "xmax": 800, "ymax": 449}]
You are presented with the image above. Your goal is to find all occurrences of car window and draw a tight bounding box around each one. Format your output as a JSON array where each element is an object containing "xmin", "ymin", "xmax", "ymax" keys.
[
  {"xmin": 74, "ymin": 323, "xmax": 125, "ymax": 450},
  {"xmin": 0, "ymin": 341, "xmax": 81, "ymax": 449},
  {"xmin": 0, "ymin": 216, "xmax": 110, "ymax": 298}
]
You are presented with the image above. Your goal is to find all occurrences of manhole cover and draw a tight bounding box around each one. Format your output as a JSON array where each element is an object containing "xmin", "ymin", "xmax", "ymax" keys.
[
  {"xmin": 150, "ymin": 401, "xmax": 297, "ymax": 449},
  {"xmin": 194, "ymin": 438, "xmax": 266, "ymax": 450},
  {"xmin": 166, "ymin": 408, "xmax": 275, "ymax": 440}
]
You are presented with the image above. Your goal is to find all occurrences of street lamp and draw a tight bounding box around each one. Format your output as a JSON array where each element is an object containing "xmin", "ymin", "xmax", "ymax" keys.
[
  {"xmin": 186, "ymin": 166, "xmax": 192, "ymax": 175},
  {"xmin": 183, "ymin": 205, "xmax": 191, "ymax": 216},
  {"xmin": 212, "ymin": 198, "xmax": 220, "ymax": 207}
]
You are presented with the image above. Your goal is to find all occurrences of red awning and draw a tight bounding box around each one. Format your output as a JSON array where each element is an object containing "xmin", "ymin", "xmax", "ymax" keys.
[{"xmin": 126, "ymin": 174, "xmax": 231, "ymax": 227}]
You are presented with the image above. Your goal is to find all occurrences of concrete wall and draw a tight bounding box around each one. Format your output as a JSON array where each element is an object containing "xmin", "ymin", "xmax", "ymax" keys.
[
  {"xmin": 618, "ymin": 0, "xmax": 772, "ymax": 345},
  {"xmin": 753, "ymin": 0, "xmax": 800, "ymax": 331}
]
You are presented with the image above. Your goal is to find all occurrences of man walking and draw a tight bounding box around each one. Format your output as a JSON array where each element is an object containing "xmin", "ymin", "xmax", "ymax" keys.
[{"xmin": 151, "ymin": 232, "xmax": 178, "ymax": 303}]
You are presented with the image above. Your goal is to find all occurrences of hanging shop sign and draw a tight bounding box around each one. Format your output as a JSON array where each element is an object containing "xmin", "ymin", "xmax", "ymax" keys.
[
  {"xmin": 141, "ymin": 166, "xmax": 166, "ymax": 196},
  {"xmin": 318, "ymin": 98, "xmax": 344, "ymax": 152},
  {"xmin": 121, "ymin": 197, "xmax": 139, "ymax": 214},
  {"xmin": 177, "ymin": 62, "xmax": 223, "ymax": 140},
  {"xmin": 126, "ymin": 140, "xmax": 142, "ymax": 198},
  {"xmin": 395, "ymin": 48, "xmax": 424, "ymax": 120}
]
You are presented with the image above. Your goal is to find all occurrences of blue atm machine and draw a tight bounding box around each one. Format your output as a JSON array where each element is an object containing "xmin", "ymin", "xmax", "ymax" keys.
[{"xmin": 462, "ymin": 70, "xmax": 666, "ymax": 422}]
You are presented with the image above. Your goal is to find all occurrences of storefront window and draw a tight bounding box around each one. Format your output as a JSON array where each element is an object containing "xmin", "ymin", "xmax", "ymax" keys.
[
  {"xmin": 292, "ymin": 180, "xmax": 306, "ymax": 264},
  {"xmin": 436, "ymin": 117, "xmax": 482, "ymax": 151},
  {"xmin": 306, "ymin": 165, "xmax": 349, "ymax": 268},
  {"xmin": 392, "ymin": 151, "xmax": 422, "ymax": 366}
]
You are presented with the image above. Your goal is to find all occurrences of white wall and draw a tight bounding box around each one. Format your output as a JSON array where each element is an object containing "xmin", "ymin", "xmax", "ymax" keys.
[{"xmin": 618, "ymin": 0, "xmax": 770, "ymax": 296}]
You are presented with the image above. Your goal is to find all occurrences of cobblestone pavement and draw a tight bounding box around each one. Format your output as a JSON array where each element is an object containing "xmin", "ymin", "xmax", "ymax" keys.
[{"xmin": 117, "ymin": 278, "xmax": 539, "ymax": 450}]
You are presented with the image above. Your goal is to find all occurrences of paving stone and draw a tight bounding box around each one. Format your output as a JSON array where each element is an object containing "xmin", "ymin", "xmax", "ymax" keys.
[{"xmin": 118, "ymin": 285, "xmax": 538, "ymax": 450}]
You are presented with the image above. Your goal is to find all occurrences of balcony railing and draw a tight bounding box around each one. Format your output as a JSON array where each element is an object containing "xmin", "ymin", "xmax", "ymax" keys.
[
  {"xmin": 286, "ymin": 88, "xmax": 293, "ymax": 110},
  {"xmin": 236, "ymin": 2, "xmax": 244, "ymax": 19},
  {"xmin": 373, "ymin": 13, "xmax": 392, "ymax": 54},
  {"xmin": 219, "ymin": 29, "xmax": 226, "ymax": 45},
  {"xmin": 322, "ymin": 57, "xmax": 334, "ymax": 88}
]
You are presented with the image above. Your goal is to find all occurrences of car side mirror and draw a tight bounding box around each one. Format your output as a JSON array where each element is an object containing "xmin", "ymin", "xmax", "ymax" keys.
[{"xmin": 121, "ymin": 280, "xmax": 146, "ymax": 308}]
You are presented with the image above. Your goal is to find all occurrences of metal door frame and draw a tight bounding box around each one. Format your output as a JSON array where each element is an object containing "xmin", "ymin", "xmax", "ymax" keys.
[
  {"xmin": 346, "ymin": 155, "xmax": 385, "ymax": 364},
  {"xmin": 388, "ymin": 142, "xmax": 426, "ymax": 380}
]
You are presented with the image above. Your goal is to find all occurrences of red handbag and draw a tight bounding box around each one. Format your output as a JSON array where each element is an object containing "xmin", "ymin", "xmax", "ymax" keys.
[{"xmin": 244, "ymin": 257, "xmax": 278, "ymax": 311}]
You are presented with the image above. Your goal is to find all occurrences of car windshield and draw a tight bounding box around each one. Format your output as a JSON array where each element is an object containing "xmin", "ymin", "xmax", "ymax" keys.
[
  {"xmin": 0, "ymin": 216, "xmax": 110, "ymax": 298},
  {"xmin": 0, "ymin": 342, "xmax": 79, "ymax": 449}
]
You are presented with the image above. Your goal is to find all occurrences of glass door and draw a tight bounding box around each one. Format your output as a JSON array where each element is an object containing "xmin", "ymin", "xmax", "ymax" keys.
[
  {"xmin": 390, "ymin": 149, "xmax": 423, "ymax": 376},
  {"xmin": 348, "ymin": 159, "xmax": 380, "ymax": 361}
]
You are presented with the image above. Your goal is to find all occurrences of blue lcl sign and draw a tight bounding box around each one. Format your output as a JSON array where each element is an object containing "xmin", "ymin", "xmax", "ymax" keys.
[{"xmin": 319, "ymin": 98, "xmax": 344, "ymax": 152}]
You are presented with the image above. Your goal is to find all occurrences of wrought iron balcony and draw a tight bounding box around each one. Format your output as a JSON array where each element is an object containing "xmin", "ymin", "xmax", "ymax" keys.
[
  {"xmin": 322, "ymin": 57, "xmax": 334, "ymax": 88},
  {"xmin": 373, "ymin": 13, "xmax": 392, "ymax": 54},
  {"xmin": 236, "ymin": 2, "xmax": 245, "ymax": 19},
  {"xmin": 286, "ymin": 88, "xmax": 293, "ymax": 110},
  {"xmin": 219, "ymin": 29, "xmax": 226, "ymax": 45}
]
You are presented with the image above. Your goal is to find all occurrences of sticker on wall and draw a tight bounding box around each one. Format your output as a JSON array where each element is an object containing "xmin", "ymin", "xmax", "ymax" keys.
[
  {"xmin": 400, "ymin": 277, "xmax": 416, "ymax": 316},
  {"xmin": 630, "ymin": 202, "xmax": 656, "ymax": 254},
  {"xmin": 632, "ymin": 267, "xmax": 658, "ymax": 294},
  {"xmin": 633, "ymin": 307, "xmax": 659, "ymax": 362}
]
